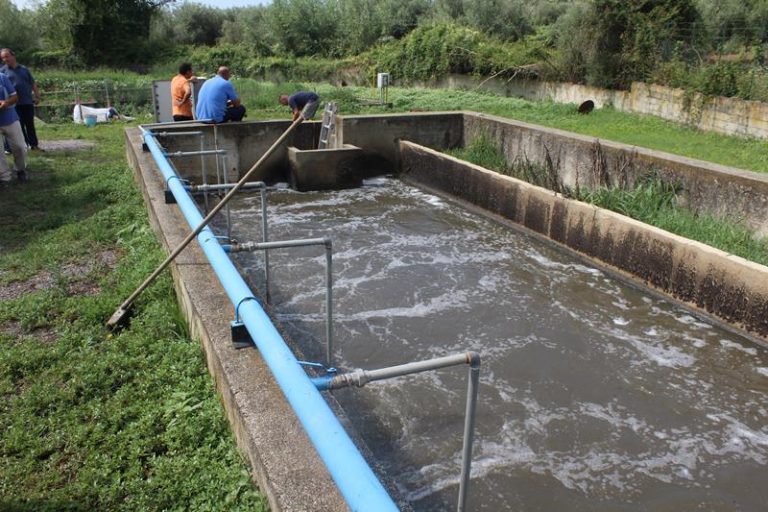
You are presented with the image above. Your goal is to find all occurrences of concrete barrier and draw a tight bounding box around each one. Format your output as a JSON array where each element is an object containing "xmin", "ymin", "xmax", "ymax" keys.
[
  {"xmin": 288, "ymin": 144, "xmax": 366, "ymax": 191},
  {"xmin": 399, "ymin": 140, "xmax": 768, "ymax": 344},
  {"xmin": 463, "ymin": 112, "xmax": 768, "ymax": 236},
  {"xmin": 433, "ymin": 75, "xmax": 768, "ymax": 139}
]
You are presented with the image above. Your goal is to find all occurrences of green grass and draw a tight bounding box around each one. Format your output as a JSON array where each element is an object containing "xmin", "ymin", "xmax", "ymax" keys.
[
  {"xmin": 34, "ymin": 69, "xmax": 768, "ymax": 173},
  {"xmin": 223, "ymin": 80, "xmax": 768, "ymax": 174},
  {"xmin": 0, "ymin": 122, "xmax": 266, "ymax": 511},
  {"xmin": 452, "ymin": 136, "xmax": 768, "ymax": 266}
]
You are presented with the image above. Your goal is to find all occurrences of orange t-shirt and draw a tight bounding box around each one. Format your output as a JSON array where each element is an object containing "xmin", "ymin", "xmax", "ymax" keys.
[{"xmin": 171, "ymin": 74, "xmax": 193, "ymax": 117}]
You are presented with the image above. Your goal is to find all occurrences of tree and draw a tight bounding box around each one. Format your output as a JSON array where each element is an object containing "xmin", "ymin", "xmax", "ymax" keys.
[
  {"xmin": 263, "ymin": 0, "xmax": 340, "ymax": 56},
  {"xmin": 463, "ymin": 0, "xmax": 533, "ymax": 41},
  {"xmin": 554, "ymin": 0, "xmax": 701, "ymax": 88},
  {"xmin": 171, "ymin": 3, "xmax": 226, "ymax": 46},
  {"xmin": 219, "ymin": 7, "xmax": 274, "ymax": 55},
  {"xmin": 0, "ymin": 0, "xmax": 39, "ymax": 58},
  {"xmin": 39, "ymin": 0, "xmax": 174, "ymax": 67}
]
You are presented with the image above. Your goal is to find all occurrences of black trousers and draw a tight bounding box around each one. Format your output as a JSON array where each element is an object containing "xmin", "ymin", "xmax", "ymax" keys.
[{"xmin": 16, "ymin": 104, "xmax": 38, "ymax": 148}]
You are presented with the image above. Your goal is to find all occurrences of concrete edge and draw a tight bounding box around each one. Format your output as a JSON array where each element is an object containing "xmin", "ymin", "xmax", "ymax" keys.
[
  {"xmin": 399, "ymin": 139, "xmax": 768, "ymax": 345},
  {"xmin": 124, "ymin": 128, "xmax": 349, "ymax": 512},
  {"xmin": 462, "ymin": 110, "xmax": 768, "ymax": 183}
]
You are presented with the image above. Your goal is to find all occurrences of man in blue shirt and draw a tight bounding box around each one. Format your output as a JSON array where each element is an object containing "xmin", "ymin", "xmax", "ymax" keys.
[
  {"xmin": 279, "ymin": 91, "xmax": 320, "ymax": 121},
  {"xmin": 1, "ymin": 48, "xmax": 42, "ymax": 152},
  {"xmin": 194, "ymin": 67, "xmax": 245, "ymax": 123},
  {"xmin": 0, "ymin": 72, "xmax": 27, "ymax": 186}
]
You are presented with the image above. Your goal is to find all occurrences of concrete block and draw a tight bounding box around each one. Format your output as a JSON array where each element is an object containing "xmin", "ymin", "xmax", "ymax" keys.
[{"xmin": 288, "ymin": 144, "xmax": 366, "ymax": 191}]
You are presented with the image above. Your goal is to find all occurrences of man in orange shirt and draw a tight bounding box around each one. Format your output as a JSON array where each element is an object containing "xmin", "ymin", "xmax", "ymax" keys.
[{"xmin": 171, "ymin": 62, "xmax": 195, "ymax": 121}]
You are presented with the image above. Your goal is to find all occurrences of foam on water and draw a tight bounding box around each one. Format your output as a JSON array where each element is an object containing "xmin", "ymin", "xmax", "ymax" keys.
[{"xmin": 223, "ymin": 178, "xmax": 768, "ymax": 511}]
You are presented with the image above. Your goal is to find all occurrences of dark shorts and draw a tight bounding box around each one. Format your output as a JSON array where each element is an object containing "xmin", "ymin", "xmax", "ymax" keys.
[{"xmin": 301, "ymin": 100, "xmax": 320, "ymax": 120}]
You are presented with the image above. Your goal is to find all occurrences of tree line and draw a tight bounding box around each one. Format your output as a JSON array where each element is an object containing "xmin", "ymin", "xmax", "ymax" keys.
[{"xmin": 2, "ymin": 0, "xmax": 767, "ymax": 95}]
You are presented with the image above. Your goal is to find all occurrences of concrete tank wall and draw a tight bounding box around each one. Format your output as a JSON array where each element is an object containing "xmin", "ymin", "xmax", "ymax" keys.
[
  {"xmin": 399, "ymin": 140, "xmax": 768, "ymax": 343},
  {"xmin": 153, "ymin": 121, "xmax": 319, "ymax": 184},
  {"xmin": 338, "ymin": 112, "xmax": 464, "ymax": 170},
  {"xmin": 435, "ymin": 75, "xmax": 768, "ymax": 139},
  {"xmin": 462, "ymin": 112, "xmax": 768, "ymax": 236}
]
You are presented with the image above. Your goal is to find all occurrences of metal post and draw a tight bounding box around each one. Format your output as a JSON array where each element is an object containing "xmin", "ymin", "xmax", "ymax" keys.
[
  {"xmin": 222, "ymin": 153, "xmax": 232, "ymax": 241},
  {"xmin": 227, "ymin": 237, "xmax": 333, "ymax": 367},
  {"xmin": 260, "ymin": 186, "xmax": 271, "ymax": 304},
  {"xmin": 315, "ymin": 352, "xmax": 481, "ymax": 511},
  {"xmin": 201, "ymin": 135, "xmax": 209, "ymax": 211},
  {"xmin": 324, "ymin": 239, "xmax": 333, "ymax": 368},
  {"xmin": 458, "ymin": 356, "xmax": 480, "ymax": 512}
]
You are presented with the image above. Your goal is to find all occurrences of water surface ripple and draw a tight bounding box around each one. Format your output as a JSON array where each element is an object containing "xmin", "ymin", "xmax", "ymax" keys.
[{"xmin": 226, "ymin": 178, "xmax": 768, "ymax": 511}]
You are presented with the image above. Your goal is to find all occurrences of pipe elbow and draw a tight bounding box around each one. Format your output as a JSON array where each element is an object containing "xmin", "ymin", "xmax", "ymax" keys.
[{"xmin": 466, "ymin": 351, "xmax": 481, "ymax": 369}]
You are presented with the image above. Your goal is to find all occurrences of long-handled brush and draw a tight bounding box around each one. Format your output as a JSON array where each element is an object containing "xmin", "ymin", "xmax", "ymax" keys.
[{"xmin": 107, "ymin": 110, "xmax": 310, "ymax": 330}]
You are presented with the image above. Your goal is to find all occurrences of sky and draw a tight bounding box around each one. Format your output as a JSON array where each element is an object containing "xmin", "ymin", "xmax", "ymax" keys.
[{"xmin": 11, "ymin": 0, "xmax": 271, "ymax": 9}]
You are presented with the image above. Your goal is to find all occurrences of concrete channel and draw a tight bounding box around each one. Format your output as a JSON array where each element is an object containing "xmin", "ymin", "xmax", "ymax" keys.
[{"xmin": 125, "ymin": 112, "xmax": 768, "ymax": 510}]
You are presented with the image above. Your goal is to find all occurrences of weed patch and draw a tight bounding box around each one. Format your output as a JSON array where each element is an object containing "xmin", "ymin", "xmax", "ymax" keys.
[
  {"xmin": 0, "ymin": 122, "xmax": 266, "ymax": 510},
  {"xmin": 451, "ymin": 136, "xmax": 768, "ymax": 266}
]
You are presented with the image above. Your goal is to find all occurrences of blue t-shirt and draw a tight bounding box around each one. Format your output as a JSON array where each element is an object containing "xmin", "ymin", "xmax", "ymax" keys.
[
  {"xmin": 195, "ymin": 75, "xmax": 238, "ymax": 123},
  {"xmin": 0, "ymin": 73, "xmax": 20, "ymax": 127},
  {"xmin": 0, "ymin": 64, "xmax": 34, "ymax": 105},
  {"xmin": 288, "ymin": 91, "xmax": 319, "ymax": 111}
]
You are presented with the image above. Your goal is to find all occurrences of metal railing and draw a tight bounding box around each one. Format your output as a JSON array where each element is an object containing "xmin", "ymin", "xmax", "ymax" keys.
[
  {"xmin": 143, "ymin": 124, "xmax": 482, "ymax": 511},
  {"xmin": 141, "ymin": 125, "xmax": 399, "ymax": 511},
  {"xmin": 227, "ymin": 237, "xmax": 333, "ymax": 367},
  {"xmin": 313, "ymin": 351, "xmax": 481, "ymax": 512}
]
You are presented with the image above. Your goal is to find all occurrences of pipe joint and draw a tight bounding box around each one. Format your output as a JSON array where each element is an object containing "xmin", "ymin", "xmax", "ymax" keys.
[{"xmin": 466, "ymin": 351, "xmax": 481, "ymax": 369}]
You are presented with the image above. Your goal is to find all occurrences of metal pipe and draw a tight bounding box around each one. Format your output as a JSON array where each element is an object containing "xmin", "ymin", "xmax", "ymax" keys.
[
  {"xmin": 108, "ymin": 115, "xmax": 305, "ymax": 329},
  {"xmin": 315, "ymin": 351, "xmax": 481, "ymax": 511},
  {"xmin": 229, "ymin": 238, "xmax": 329, "ymax": 252},
  {"xmin": 188, "ymin": 181, "xmax": 266, "ymax": 193},
  {"xmin": 138, "ymin": 127, "xmax": 397, "ymax": 511},
  {"xmin": 324, "ymin": 240, "xmax": 333, "ymax": 369},
  {"xmin": 227, "ymin": 237, "xmax": 333, "ymax": 367},
  {"xmin": 260, "ymin": 186, "xmax": 271, "ymax": 304},
  {"xmin": 222, "ymin": 153, "xmax": 232, "ymax": 241},
  {"xmin": 165, "ymin": 149, "xmax": 227, "ymax": 158},
  {"xmin": 141, "ymin": 119, "xmax": 213, "ymax": 129},
  {"xmin": 458, "ymin": 354, "xmax": 480, "ymax": 512},
  {"xmin": 154, "ymin": 131, "xmax": 204, "ymax": 137},
  {"xmin": 200, "ymin": 135, "xmax": 210, "ymax": 211}
]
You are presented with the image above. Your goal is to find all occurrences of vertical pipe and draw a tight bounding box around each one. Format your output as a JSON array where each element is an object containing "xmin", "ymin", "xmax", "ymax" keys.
[
  {"xmin": 325, "ymin": 239, "xmax": 333, "ymax": 368},
  {"xmin": 457, "ymin": 360, "xmax": 480, "ymax": 512},
  {"xmin": 260, "ymin": 186, "xmax": 271, "ymax": 304},
  {"xmin": 214, "ymin": 123, "xmax": 221, "ymax": 189},
  {"xmin": 200, "ymin": 133, "xmax": 209, "ymax": 212},
  {"xmin": 223, "ymin": 153, "xmax": 232, "ymax": 241}
]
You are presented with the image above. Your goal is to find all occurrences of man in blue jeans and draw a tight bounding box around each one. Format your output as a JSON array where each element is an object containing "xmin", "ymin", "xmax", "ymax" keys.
[
  {"xmin": 1, "ymin": 48, "xmax": 42, "ymax": 154},
  {"xmin": 0, "ymin": 72, "xmax": 28, "ymax": 187},
  {"xmin": 279, "ymin": 91, "xmax": 320, "ymax": 121},
  {"xmin": 194, "ymin": 66, "xmax": 245, "ymax": 124}
]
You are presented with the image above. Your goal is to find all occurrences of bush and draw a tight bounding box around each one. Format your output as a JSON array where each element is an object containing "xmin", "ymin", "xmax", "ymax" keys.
[{"xmin": 364, "ymin": 21, "xmax": 550, "ymax": 82}]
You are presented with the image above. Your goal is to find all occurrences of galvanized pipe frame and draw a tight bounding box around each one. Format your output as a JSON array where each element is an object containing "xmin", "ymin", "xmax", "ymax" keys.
[
  {"xmin": 140, "ymin": 126, "xmax": 399, "ymax": 511},
  {"xmin": 227, "ymin": 237, "xmax": 333, "ymax": 368},
  {"xmin": 314, "ymin": 351, "xmax": 481, "ymax": 512}
]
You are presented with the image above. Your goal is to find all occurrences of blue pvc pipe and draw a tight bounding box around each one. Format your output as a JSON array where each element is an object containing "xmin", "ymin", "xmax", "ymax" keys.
[{"xmin": 141, "ymin": 128, "xmax": 398, "ymax": 512}]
